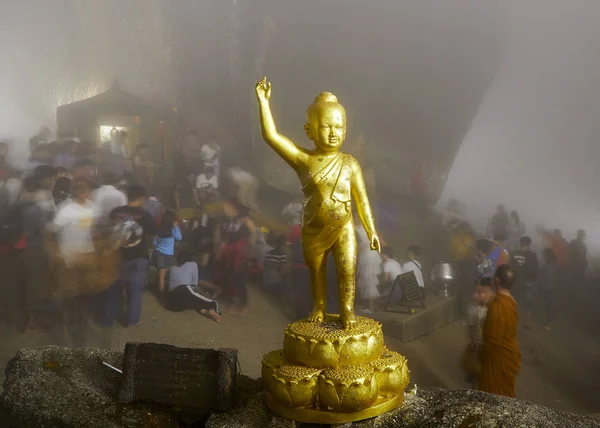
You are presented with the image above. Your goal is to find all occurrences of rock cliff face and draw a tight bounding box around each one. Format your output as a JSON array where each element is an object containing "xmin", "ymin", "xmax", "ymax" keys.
[{"xmin": 1, "ymin": 346, "xmax": 598, "ymax": 428}]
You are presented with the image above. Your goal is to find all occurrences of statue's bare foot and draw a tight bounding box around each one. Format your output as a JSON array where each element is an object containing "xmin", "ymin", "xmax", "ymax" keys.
[
  {"xmin": 308, "ymin": 308, "xmax": 325, "ymax": 323},
  {"xmin": 340, "ymin": 311, "xmax": 358, "ymax": 329}
]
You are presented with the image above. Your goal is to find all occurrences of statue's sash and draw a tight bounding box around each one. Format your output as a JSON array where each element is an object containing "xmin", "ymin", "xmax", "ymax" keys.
[{"xmin": 301, "ymin": 153, "xmax": 353, "ymax": 254}]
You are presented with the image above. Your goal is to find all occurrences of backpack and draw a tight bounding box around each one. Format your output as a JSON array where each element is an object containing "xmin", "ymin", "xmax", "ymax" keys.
[{"xmin": 0, "ymin": 202, "xmax": 32, "ymax": 250}]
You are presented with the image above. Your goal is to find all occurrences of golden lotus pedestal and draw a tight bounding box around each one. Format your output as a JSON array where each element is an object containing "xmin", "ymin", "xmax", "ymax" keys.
[{"xmin": 262, "ymin": 314, "xmax": 409, "ymax": 424}]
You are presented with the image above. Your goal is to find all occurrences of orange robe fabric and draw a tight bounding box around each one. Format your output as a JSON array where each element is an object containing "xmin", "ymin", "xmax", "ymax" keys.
[{"xmin": 478, "ymin": 293, "xmax": 521, "ymax": 397}]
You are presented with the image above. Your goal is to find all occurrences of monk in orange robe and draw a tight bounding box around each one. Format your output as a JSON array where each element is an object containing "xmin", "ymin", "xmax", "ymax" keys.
[{"xmin": 478, "ymin": 264, "xmax": 521, "ymax": 397}]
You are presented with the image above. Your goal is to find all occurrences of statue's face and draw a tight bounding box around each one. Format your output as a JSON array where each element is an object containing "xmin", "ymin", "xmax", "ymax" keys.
[{"xmin": 308, "ymin": 106, "xmax": 346, "ymax": 153}]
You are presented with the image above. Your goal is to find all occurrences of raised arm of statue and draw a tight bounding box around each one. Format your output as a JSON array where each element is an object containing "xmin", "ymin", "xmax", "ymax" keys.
[
  {"xmin": 350, "ymin": 159, "xmax": 380, "ymax": 252},
  {"xmin": 256, "ymin": 77, "xmax": 305, "ymax": 169}
]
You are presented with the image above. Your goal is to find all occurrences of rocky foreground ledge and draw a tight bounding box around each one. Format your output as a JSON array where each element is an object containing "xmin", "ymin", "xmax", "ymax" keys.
[{"xmin": 0, "ymin": 347, "xmax": 598, "ymax": 428}]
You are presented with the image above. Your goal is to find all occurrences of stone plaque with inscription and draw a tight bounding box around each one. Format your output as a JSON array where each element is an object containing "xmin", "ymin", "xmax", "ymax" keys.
[{"xmin": 118, "ymin": 343, "xmax": 237, "ymax": 411}]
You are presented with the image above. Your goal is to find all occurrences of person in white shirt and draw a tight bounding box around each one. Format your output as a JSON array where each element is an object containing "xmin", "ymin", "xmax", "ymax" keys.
[
  {"xmin": 195, "ymin": 167, "xmax": 219, "ymax": 201},
  {"xmin": 5, "ymin": 169, "xmax": 22, "ymax": 206},
  {"xmin": 226, "ymin": 167, "xmax": 259, "ymax": 213},
  {"xmin": 200, "ymin": 140, "xmax": 220, "ymax": 180},
  {"xmin": 401, "ymin": 245, "xmax": 425, "ymax": 289},
  {"xmin": 380, "ymin": 246, "xmax": 403, "ymax": 290},
  {"xmin": 356, "ymin": 223, "xmax": 381, "ymax": 313},
  {"xmin": 282, "ymin": 200, "xmax": 303, "ymax": 225},
  {"xmin": 52, "ymin": 180, "xmax": 95, "ymax": 267},
  {"xmin": 93, "ymin": 173, "xmax": 127, "ymax": 229},
  {"xmin": 104, "ymin": 129, "xmax": 127, "ymax": 157}
]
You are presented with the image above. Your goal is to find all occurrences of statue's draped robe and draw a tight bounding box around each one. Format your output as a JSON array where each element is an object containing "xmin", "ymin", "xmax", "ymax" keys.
[
  {"xmin": 299, "ymin": 153, "xmax": 353, "ymax": 254},
  {"xmin": 478, "ymin": 293, "xmax": 521, "ymax": 397}
]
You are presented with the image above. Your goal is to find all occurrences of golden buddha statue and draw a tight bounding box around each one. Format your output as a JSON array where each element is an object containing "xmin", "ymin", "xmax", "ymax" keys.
[
  {"xmin": 256, "ymin": 77, "xmax": 409, "ymax": 424},
  {"xmin": 256, "ymin": 77, "xmax": 380, "ymax": 329}
]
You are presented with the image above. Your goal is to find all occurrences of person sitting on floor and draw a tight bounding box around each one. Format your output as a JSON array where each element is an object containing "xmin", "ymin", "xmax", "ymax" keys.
[
  {"xmin": 401, "ymin": 245, "xmax": 425, "ymax": 292},
  {"xmin": 164, "ymin": 250, "xmax": 222, "ymax": 324},
  {"xmin": 380, "ymin": 246, "xmax": 403, "ymax": 300}
]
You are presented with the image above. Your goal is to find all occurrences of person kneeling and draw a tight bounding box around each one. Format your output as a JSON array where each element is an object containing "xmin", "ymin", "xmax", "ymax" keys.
[{"xmin": 164, "ymin": 250, "xmax": 222, "ymax": 324}]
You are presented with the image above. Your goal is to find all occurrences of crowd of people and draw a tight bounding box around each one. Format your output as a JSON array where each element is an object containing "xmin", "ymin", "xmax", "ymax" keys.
[
  {"xmin": 444, "ymin": 200, "xmax": 590, "ymax": 398},
  {"xmin": 0, "ymin": 126, "xmax": 284, "ymax": 347},
  {"xmin": 0, "ymin": 126, "xmax": 592, "ymax": 401}
]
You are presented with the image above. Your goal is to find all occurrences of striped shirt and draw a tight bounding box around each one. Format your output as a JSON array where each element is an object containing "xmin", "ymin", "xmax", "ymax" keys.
[{"xmin": 263, "ymin": 249, "xmax": 288, "ymax": 285}]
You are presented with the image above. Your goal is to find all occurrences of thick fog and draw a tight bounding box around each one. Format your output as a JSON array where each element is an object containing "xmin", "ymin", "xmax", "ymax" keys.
[
  {"xmin": 1, "ymin": 0, "xmax": 597, "ymax": 245},
  {"xmin": 442, "ymin": 0, "xmax": 600, "ymax": 250}
]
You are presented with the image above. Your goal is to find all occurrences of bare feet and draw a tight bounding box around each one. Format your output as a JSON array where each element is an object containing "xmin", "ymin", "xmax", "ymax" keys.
[
  {"xmin": 201, "ymin": 309, "xmax": 222, "ymax": 324},
  {"xmin": 308, "ymin": 307, "xmax": 325, "ymax": 323},
  {"xmin": 340, "ymin": 311, "xmax": 358, "ymax": 329}
]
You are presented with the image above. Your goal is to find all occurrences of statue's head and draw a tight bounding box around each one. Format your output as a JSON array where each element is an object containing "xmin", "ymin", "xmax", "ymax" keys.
[{"xmin": 304, "ymin": 92, "xmax": 346, "ymax": 153}]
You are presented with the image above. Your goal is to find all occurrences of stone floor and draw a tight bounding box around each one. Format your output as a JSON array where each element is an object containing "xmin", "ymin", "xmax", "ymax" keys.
[{"xmin": 0, "ymin": 282, "xmax": 599, "ymax": 418}]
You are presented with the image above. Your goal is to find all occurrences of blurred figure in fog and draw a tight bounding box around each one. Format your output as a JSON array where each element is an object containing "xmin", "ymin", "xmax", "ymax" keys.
[
  {"xmin": 463, "ymin": 278, "xmax": 495, "ymax": 388},
  {"xmin": 4, "ymin": 169, "xmax": 22, "ymax": 207},
  {"xmin": 29, "ymin": 126, "xmax": 52, "ymax": 152},
  {"xmin": 51, "ymin": 180, "xmax": 96, "ymax": 346},
  {"xmin": 93, "ymin": 172, "xmax": 127, "ymax": 232},
  {"xmin": 444, "ymin": 199, "xmax": 468, "ymax": 228},
  {"xmin": 538, "ymin": 248, "xmax": 559, "ymax": 332},
  {"xmin": 21, "ymin": 165, "xmax": 56, "ymax": 220},
  {"xmin": 188, "ymin": 204, "xmax": 217, "ymax": 272},
  {"xmin": 510, "ymin": 236, "xmax": 539, "ymax": 330},
  {"xmin": 25, "ymin": 145, "xmax": 51, "ymax": 173},
  {"xmin": 179, "ymin": 130, "xmax": 203, "ymax": 177},
  {"xmin": 569, "ymin": 229, "xmax": 588, "ymax": 287},
  {"xmin": 52, "ymin": 167, "xmax": 72, "ymax": 206},
  {"xmin": 195, "ymin": 166, "xmax": 219, "ymax": 202},
  {"xmin": 356, "ymin": 222, "xmax": 380, "ymax": 313},
  {"xmin": 478, "ymin": 265, "xmax": 521, "ymax": 397},
  {"xmin": 282, "ymin": 199, "xmax": 303, "ymax": 226},
  {"xmin": 475, "ymin": 239, "xmax": 494, "ymax": 282},
  {"xmin": 53, "ymin": 139, "xmax": 78, "ymax": 169},
  {"xmin": 380, "ymin": 246, "xmax": 403, "ymax": 301},
  {"xmin": 174, "ymin": 172, "xmax": 200, "ymax": 210},
  {"xmin": 262, "ymin": 234, "xmax": 289, "ymax": 295},
  {"xmin": 450, "ymin": 221, "xmax": 475, "ymax": 279},
  {"xmin": 200, "ymin": 138, "xmax": 221, "ymax": 181},
  {"xmin": 402, "ymin": 245, "xmax": 424, "ymax": 290},
  {"xmin": 104, "ymin": 128, "xmax": 127, "ymax": 157},
  {"xmin": 288, "ymin": 223, "xmax": 311, "ymax": 319},
  {"xmin": 225, "ymin": 167, "xmax": 260, "ymax": 214},
  {"xmin": 507, "ymin": 211, "xmax": 526, "ymax": 251},
  {"xmin": 541, "ymin": 228, "xmax": 569, "ymax": 281},
  {"xmin": 487, "ymin": 204, "xmax": 509, "ymax": 239},
  {"xmin": 102, "ymin": 185, "xmax": 157, "ymax": 327},
  {"xmin": 142, "ymin": 191, "xmax": 163, "ymax": 223},
  {"xmin": 489, "ymin": 231, "xmax": 510, "ymax": 271},
  {"xmin": 216, "ymin": 199, "xmax": 255, "ymax": 315},
  {"xmin": 152, "ymin": 210, "xmax": 182, "ymax": 293},
  {"xmin": 1, "ymin": 176, "xmax": 51, "ymax": 332}
]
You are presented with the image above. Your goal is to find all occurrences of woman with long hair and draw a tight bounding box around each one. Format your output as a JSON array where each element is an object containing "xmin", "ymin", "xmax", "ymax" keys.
[
  {"xmin": 152, "ymin": 210, "xmax": 182, "ymax": 293},
  {"xmin": 216, "ymin": 199, "xmax": 255, "ymax": 314}
]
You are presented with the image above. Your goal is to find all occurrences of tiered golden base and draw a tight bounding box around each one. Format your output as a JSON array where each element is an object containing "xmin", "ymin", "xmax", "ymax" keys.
[
  {"xmin": 265, "ymin": 391, "xmax": 405, "ymax": 424},
  {"xmin": 262, "ymin": 314, "xmax": 409, "ymax": 424}
]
